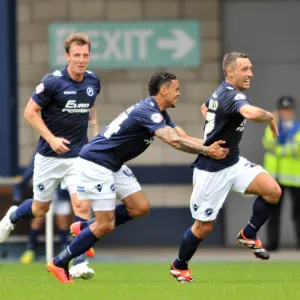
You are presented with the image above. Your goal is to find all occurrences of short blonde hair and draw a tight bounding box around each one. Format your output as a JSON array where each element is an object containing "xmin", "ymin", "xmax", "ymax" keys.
[
  {"xmin": 223, "ymin": 51, "xmax": 248, "ymax": 77},
  {"xmin": 64, "ymin": 33, "xmax": 91, "ymax": 54}
]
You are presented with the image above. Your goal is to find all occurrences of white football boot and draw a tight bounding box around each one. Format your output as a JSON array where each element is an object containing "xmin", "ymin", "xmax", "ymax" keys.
[
  {"xmin": 69, "ymin": 261, "xmax": 95, "ymax": 280},
  {"xmin": 0, "ymin": 206, "xmax": 18, "ymax": 242}
]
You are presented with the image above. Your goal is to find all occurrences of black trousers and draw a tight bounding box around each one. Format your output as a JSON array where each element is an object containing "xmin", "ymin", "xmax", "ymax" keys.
[{"xmin": 267, "ymin": 185, "xmax": 300, "ymax": 249}]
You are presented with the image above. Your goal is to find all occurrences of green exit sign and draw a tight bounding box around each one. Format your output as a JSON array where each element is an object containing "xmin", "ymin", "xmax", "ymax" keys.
[{"xmin": 49, "ymin": 21, "xmax": 200, "ymax": 69}]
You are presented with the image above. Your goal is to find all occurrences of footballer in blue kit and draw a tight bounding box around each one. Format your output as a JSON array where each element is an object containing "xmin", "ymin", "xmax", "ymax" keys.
[
  {"xmin": 79, "ymin": 97, "xmax": 178, "ymax": 171},
  {"xmin": 11, "ymin": 152, "xmax": 72, "ymax": 264},
  {"xmin": 0, "ymin": 33, "xmax": 100, "ymax": 280},
  {"xmin": 170, "ymin": 51, "xmax": 282, "ymax": 282},
  {"xmin": 47, "ymin": 70, "xmax": 229, "ymax": 283},
  {"xmin": 192, "ymin": 81, "xmax": 251, "ymax": 172},
  {"xmin": 32, "ymin": 66, "xmax": 100, "ymax": 158}
]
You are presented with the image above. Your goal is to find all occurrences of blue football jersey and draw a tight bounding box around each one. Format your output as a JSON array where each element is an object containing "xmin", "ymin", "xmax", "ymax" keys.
[
  {"xmin": 31, "ymin": 67, "xmax": 100, "ymax": 158},
  {"xmin": 192, "ymin": 81, "xmax": 250, "ymax": 172},
  {"xmin": 79, "ymin": 97, "xmax": 176, "ymax": 171}
]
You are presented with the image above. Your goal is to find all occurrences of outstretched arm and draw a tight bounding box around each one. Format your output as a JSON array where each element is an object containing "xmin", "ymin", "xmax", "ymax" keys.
[
  {"xmin": 239, "ymin": 104, "xmax": 273, "ymax": 122},
  {"xmin": 239, "ymin": 104, "xmax": 279, "ymax": 138},
  {"xmin": 155, "ymin": 126, "xmax": 228, "ymax": 159},
  {"xmin": 174, "ymin": 126, "xmax": 203, "ymax": 144}
]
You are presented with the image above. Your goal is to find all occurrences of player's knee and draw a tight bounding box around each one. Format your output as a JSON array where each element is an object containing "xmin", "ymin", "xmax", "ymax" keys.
[
  {"xmin": 192, "ymin": 220, "xmax": 215, "ymax": 238},
  {"xmin": 32, "ymin": 205, "xmax": 49, "ymax": 218},
  {"xmin": 265, "ymin": 183, "xmax": 282, "ymax": 204},
  {"xmin": 200, "ymin": 221, "xmax": 215, "ymax": 235},
  {"xmin": 93, "ymin": 222, "xmax": 115, "ymax": 236},
  {"xmin": 137, "ymin": 202, "xmax": 151, "ymax": 217},
  {"xmin": 131, "ymin": 202, "xmax": 150, "ymax": 218},
  {"xmin": 72, "ymin": 199, "xmax": 90, "ymax": 217}
]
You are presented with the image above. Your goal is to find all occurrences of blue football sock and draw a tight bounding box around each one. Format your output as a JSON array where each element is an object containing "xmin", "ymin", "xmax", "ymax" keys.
[
  {"xmin": 243, "ymin": 196, "xmax": 276, "ymax": 239},
  {"xmin": 53, "ymin": 227, "xmax": 98, "ymax": 268},
  {"xmin": 10, "ymin": 199, "xmax": 35, "ymax": 224},
  {"xmin": 72, "ymin": 216, "xmax": 87, "ymax": 266},
  {"xmin": 59, "ymin": 229, "xmax": 69, "ymax": 250},
  {"xmin": 80, "ymin": 218, "xmax": 94, "ymax": 230},
  {"xmin": 174, "ymin": 227, "xmax": 202, "ymax": 270},
  {"xmin": 27, "ymin": 228, "xmax": 39, "ymax": 250},
  {"xmin": 114, "ymin": 204, "xmax": 133, "ymax": 226},
  {"xmin": 80, "ymin": 204, "xmax": 133, "ymax": 230}
]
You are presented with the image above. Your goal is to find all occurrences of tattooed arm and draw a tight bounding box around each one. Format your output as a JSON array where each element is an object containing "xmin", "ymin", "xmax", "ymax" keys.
[
  {"xmin": 155, "ymin": 126, "xmax": 207, "ymax": 155},
  {"xmin": 89, "ymin": 104, "xmax": 99, "ymax": 137},
  {"xmin": 174, "ymin": 126, "xmax": 204, "ymax": 144},
  {"xmin": 240, "ymin": 104, "xmax": 273, "ymax": 123},
  {"xmin": 239, "ymin": 104, "xmax": 279, "ymax": 138},
  {"xmin": 155, "ymin": 126, "xmax": 229, "ymax": 159}
]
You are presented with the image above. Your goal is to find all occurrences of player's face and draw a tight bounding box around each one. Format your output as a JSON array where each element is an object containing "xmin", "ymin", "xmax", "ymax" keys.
[
  {"xmin": 65, "ymin": 43, "xmax": 90, "ymax": 78},
  {"xmin": 162, "ymin": 79, "xmax": 180, "ymax": 108},
  {"xmin": 228, "ymin": 58, "xmax": 253, "ymax": 91}
]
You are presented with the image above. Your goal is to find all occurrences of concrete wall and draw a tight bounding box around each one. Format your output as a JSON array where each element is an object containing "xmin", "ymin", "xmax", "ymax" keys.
[
  {"xmin": 17, "ymin": 0, "xmax": 221, "ymax": 208},
  {"xmin": 222, "ymin": 0, "xmax": 300, "ymax": 247}
]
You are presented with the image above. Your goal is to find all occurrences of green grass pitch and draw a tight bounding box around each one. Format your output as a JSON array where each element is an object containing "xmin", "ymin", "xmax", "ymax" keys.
[{"xmin": 1, "ymin": 261, "xmax": 300, "ymax": 300}]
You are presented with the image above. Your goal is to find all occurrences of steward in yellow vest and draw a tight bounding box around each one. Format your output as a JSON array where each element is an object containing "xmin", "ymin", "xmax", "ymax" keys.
[{"xmin": 262, "ymin": 96, "xmax": 300, "ymax": 251}]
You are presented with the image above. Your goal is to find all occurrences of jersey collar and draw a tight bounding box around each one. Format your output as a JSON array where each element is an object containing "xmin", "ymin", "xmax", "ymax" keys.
[
  {"xmin": 222, "ymin": 81, "xmax": 235, "ymax": 90},
  {"xmin": 61, "ymin": 66, "xmax": 86, "ymax": 83},
  {"xmin": 148, "ymin": 96, "xmax": 161, "ymax": 111}
]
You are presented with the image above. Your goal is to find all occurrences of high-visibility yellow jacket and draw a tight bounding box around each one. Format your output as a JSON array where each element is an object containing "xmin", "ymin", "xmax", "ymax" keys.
[{"xmin": 262, "ymin": 121, "xmax": 300, "ymax": 187}]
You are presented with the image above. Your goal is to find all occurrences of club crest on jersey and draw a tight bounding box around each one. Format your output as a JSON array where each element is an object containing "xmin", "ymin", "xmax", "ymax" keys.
[
  {"xmin": 150, "ymin": 113, "xmax": 163, "ymax": 123},
  {"xmin": 35, "ymin": 83, "xmax": 44, "ymax": 94},
  {"xmin": 234, "ymin": 93, "xmax": 246, "ymax": 100},
  {"xmin": 87, "ymin": 87, "xmax": 94, "ymax": 96}
]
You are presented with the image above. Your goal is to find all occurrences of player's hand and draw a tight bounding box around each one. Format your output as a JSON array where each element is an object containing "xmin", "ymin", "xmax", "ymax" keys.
[
  {"xmin": 272, "ymin": 110, "xmax": 278, "ymax": 124},
  {"xmin": 206, "ymin": 140, "xmax": 229, "ymax": 160},
  {"xmin": 49, "ymin": 137, "xmax": 70, "ymax": 154},
  {"xmin": 269, "ymin": 117, "xmax": 279, "ymax": 138}
]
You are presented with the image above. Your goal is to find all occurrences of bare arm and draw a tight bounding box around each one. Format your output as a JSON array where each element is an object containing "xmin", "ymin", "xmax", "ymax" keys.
[
  {"xmin": 239, "ymin": 104, "xmax": 273, "ymax": 123},
  {"xmin": 174, "ymin": 126, "xmax": 203, "ymax": 144},
  {"xmin": 155, "ymin": 126, "xmax": 229, "ymax": 159},
  {"xmin": 201, "ymin": 103, "xmax": 208, "ymax": 119},
  {"xmin": 239, "ymin": 104, "xmax": 279, "ymax": 138},
  {"xmin": 24, "ymin": 98, "xmax": 55, "ymax": 143},
  {"xmin": 24, "ymin": 98, "xmax": 70, "ymax": 154},
  {"xmin": 89, "ymin": 104, "xmax": 99, "ymax": 137},
  {"xmin": 155, "ymin": 126, "xmax": 207, "ymax": 154}
]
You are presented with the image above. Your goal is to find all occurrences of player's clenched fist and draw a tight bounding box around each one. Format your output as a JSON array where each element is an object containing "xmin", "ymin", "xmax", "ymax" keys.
[
  {"xmin": 49, "ymin": 137, "xmax": 70, "ymax": 154},
  {"xmin": 207, "ymin": 140, "xmax": 229, "ymax": 160}
]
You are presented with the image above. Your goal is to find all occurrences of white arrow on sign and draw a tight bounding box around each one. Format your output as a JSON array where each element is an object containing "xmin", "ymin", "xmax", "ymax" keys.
[{"xmin": 156, "ymin": 28, "xmax": 196, "ymax": 59}]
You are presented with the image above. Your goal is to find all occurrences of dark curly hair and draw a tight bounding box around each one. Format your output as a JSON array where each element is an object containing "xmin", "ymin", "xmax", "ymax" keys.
[{"xmin": 148, "ymin": 70, "xmax": 177, "ymax": 96}]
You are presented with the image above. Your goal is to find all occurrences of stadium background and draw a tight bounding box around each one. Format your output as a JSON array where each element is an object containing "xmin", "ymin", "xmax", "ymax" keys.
[{"xmin": 1, "ymin": 0, "xmax": 300, "ymax": 252}]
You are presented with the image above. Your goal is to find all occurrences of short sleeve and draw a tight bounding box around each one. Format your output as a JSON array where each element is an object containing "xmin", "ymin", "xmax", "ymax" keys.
[
  {"xmin": 130, "ymin": 105, "xmax": 167, "ymax": 133},
  {"xmin": 162, "ymin": 110, "xmax": 176, "ymax": 128},
  {"xmin": 223, "ymin": 92, "xmax": 250, "ymax": 115},
  {"xmin": 31, "ymin": 75, "xmax": 56, "ymax": 108}
]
